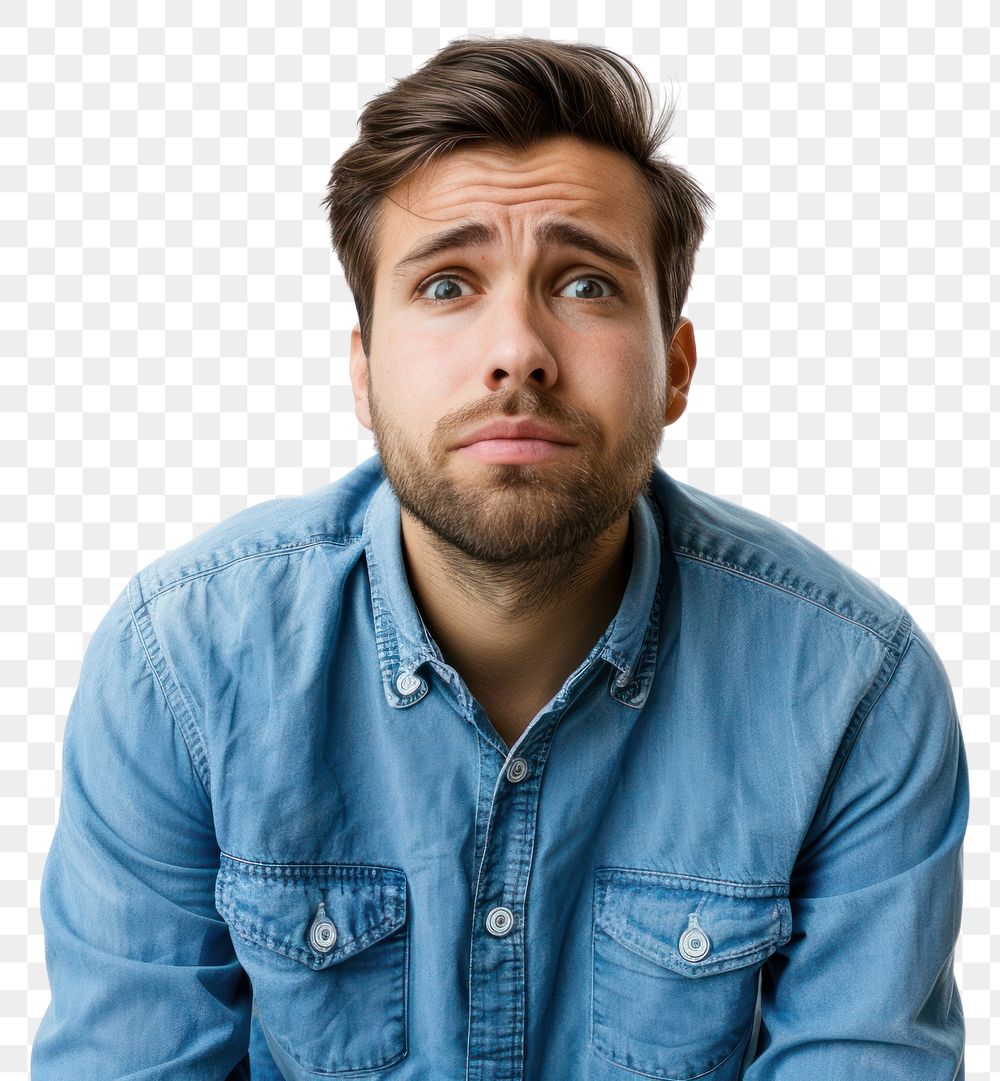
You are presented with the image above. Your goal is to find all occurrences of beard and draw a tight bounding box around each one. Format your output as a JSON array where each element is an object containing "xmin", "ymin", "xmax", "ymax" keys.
[{"xmin": 366, "ymin": 366, "xmax": 664, "ymax": 588}]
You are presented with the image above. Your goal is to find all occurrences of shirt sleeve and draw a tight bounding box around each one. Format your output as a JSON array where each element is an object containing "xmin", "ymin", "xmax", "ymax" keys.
[
  {"xmin": 744, "ymin": 616, "xmax": 969, "ymax": 1080},
  {"xmin": 31, "ymin": 580, "xmax": 252, "ymax": 1081}
]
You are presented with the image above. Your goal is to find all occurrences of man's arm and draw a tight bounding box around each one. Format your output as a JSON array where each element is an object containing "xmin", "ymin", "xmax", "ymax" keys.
[
  {"xmin": 31, "ymin": 581, "xmax": 251, "ymax": 1080},
  {"xmin": 745, "ymin": 617, "xmax": 968, "ymax": 1080}
]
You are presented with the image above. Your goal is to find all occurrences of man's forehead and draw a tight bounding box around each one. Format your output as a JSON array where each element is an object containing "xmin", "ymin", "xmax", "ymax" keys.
[
  {"xmin": 377, "ymin": 137, "xmax": 653, "ymax": 274},
  {"xmin": 387, "ymin": 216, "xmax": 646, "ymax": 285},
  {"xmin": 387, "ymin": 135, "xmax": 647, "ymax": 219}
]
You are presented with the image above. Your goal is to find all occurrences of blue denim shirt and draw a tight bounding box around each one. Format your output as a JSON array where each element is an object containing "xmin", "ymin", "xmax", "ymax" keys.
[{"xmin": 32, "ymin": 454, "xmax": 967, "ymax": 1080}]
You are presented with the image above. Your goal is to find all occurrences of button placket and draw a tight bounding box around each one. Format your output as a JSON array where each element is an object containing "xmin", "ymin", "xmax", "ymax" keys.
[{"xmin": 467, "ymin": 694, "xmax": 566, "ymax": 1077}]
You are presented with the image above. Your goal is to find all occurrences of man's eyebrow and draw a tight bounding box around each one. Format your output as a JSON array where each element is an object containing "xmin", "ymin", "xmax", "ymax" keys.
[{"xmin": 390, "ymin": 217, "xmax": 643, "ymax": 281}]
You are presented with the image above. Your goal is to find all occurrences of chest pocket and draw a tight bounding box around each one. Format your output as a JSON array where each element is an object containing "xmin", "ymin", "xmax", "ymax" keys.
[
  {"xmin": 592, "ymin": 868, "xmax": 791, "ymax": 1080},
  {"xmin": 216, "ymin": 855, "xmax": 408, "ymax": 1076}
]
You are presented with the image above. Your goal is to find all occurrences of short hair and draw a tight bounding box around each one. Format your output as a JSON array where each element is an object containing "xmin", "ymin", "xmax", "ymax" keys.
[{"xmin": 322, "ymin": 34, "xmax": 714, "ymax": 358}]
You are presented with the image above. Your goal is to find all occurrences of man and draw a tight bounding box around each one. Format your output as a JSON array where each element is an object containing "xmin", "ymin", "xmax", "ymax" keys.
[{"xmin": 33, "ymin": 35, "xmax": 967, "ymax": 1081}]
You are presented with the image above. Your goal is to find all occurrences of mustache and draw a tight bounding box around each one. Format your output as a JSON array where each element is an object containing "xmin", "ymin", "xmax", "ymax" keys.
[{"xmin": 445, "ymin": 388, "xmax": 584, "ymax": 439}]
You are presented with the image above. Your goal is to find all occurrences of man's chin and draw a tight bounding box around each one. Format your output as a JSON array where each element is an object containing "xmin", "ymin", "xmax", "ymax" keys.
[{"xmin": 445, "ymin": 454, "xmax": 570, "ymax": 484}]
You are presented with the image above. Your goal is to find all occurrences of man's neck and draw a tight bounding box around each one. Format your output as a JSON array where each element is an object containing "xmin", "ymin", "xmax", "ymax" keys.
[{"xmin": 398, "ymin": 507, "xmax": 634, "ymax": 708}]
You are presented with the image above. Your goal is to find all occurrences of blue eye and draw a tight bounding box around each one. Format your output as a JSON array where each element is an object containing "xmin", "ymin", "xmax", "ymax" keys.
[
  {"xmin": 418, "ymin": 275, "xmax": 471, "ymax": 303},
  {"xmin": 556, "ymin": 276, "xmax": 616, "ymax": 300},
  {"xmin": 415, "ymin": 273, "xmax": 619, "ymax": 305}
]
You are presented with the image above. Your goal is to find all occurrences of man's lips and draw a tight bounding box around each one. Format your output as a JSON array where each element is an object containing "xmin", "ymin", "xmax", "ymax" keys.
[
  {"xmin": 454, "ymin": 418, "xmax": 575, "ymax": 448},
  {"xmin": 454, "ymin": 437, "xmax": 574, "ymax": 463}
]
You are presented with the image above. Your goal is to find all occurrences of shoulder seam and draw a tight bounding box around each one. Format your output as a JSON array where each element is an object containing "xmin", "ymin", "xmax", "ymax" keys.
[
  {"xmin": 126, "ymin": 576, "xmax": 213, "ymax": 799},
  {"xmin": 806, "ymin": 607, "xmax": 914, "ymax": 833},
  {"xmin": 672, "ymin": 547, "xmax": 897, "ymax": 646},
  {"xmin": 140, "ymin": 534, "xmax": 363, "ymax": 604}
]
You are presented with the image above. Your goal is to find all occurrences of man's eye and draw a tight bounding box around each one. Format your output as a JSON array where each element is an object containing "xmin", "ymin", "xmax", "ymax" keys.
[
  {"xmin": 416, "ymin": 275, "xmax": 473, "ymax": 303},
  {"xmin": 556, "ymin": 276, "xmax": 617, "ymax": 300},
  {"xmin": 415, "ymin": 273, "xmax": 619, "ymax": 305}
]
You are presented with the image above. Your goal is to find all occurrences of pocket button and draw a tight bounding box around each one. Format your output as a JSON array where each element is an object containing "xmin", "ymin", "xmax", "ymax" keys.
[
  {"xmin": 307, "ymin": 901, "xmax": 337, "ymax": 953},
  {"xmin": 678, "ymin": 913, "xmax": 711, "ymax": 962}
]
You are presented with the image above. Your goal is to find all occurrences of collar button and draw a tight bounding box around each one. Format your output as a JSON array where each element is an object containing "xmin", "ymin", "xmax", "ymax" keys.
[{"xmin": 395, "ymin": 670, "xmax": 422, "ymax": 696}]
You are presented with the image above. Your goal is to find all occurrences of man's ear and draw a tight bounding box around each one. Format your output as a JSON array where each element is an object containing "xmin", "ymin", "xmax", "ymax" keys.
[
  {"xmin": 349, "ymin": 323, "xmax": 373, "ymax": 432},
  {"xmin": 664, "ymin": 316, "xmax": 697, "ymax": 426}
]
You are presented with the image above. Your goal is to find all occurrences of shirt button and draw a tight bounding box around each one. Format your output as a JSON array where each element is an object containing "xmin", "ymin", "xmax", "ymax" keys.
[
  {"xmin": 485, "ymin": 906, "xmax": 514, "ymax": 936},
  {"xmin": 506, "ymin": 757, "xmax": 529, "ymax": 782},
  {"xmin": 678, "ymin": 914, "xmax": 710, "ymax": 962},
  {"xmin": 308, "ymin": 902, "xmax": 337, "ymax": 953},
  {"xmin": 395, "ymin": 670, "xmax": 422, "ymax": 696}
]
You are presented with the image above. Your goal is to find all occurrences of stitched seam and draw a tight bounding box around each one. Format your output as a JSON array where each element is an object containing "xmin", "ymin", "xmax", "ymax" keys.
[
  {"xmin": 672, "ymin": 547, "xmax": 896, "ymax": 645},
  {"xmin": 141, "ymin": 535, "xmax": 361, "ymax": 604},
  {"xmin": 597, "ymin": 867, "xmax": 788, "ymax": 895},
  {"xmin": 806, "ymin": 609, "xmax": 914, "ymax": 831},
  {"xmin": 220, "ymin": 904, "xmax": 404, "ymax": 966},
  {"xmin": 216, "ymin": 860, "xmax": 406, "ymax": 965},
  {"xmin": 219, "ymin": 853, "xmax": 405, "ymax": 878},
  {"xmin": 600, "ymin": 920, "xmax": 780, "ymax": 973},
  {"xmin": 126, "ymin": 576, "xmax": 212, "ymax": 798}
]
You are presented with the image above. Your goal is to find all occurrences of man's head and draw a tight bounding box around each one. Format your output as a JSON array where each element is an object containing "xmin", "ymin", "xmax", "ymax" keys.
[{"xmin": 323, "ymin": 36, "xmax": 712, "ymax": 572}]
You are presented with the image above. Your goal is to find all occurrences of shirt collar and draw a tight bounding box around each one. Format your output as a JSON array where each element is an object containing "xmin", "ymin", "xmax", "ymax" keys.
[{"xmin": 362, "ymin": 455, "xmax": 667, "ymax": 710}]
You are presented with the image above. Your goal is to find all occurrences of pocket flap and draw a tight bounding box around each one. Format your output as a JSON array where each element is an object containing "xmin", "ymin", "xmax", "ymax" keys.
[
  {"xmin": 216, "ymin": 854, "xmax": 407, "ymax": 972},
  {"xmin": 594, "ymin": 867, "xmax": 791, "ymax": 978}
]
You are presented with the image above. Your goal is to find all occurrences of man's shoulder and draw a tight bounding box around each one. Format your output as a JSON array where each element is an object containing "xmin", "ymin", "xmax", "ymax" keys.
[
  {"xmin": 650, "ymin": 464, "xmax": 907, "ymax": 646},
  {"xmin": 130, "ymin": 455, "xmax": 386, "ymax": 604}
]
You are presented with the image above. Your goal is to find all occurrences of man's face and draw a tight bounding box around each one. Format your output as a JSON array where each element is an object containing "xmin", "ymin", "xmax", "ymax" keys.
[{"xmin": 350, "ymin": 133, "xmax": 690, "ymax": 566}]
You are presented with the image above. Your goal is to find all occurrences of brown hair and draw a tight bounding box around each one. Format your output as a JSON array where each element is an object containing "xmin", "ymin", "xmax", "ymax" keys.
[{"xmin": 322, "ymin": 34, "xmax": 713, "ymax": 358}]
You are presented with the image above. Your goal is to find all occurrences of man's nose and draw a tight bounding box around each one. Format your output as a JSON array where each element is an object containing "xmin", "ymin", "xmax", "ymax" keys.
[{"xmin": 473, "ymin": 284, "xmax": 559, "ymax": 393}]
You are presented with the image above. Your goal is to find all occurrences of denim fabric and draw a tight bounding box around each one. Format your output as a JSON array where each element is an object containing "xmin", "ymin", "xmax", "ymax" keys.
[{"xmin": 32, "ymin": 455, "xmax": 967, "ymax": 1080}]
